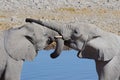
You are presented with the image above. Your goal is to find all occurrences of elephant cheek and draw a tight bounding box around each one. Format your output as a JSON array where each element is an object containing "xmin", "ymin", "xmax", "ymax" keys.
[
  {"xmin": 36, "ymin": 41, "xmax": 47, "ymax": 50},
  {"xmin": 70, "ymin": 43, "xmax": 76, "ymax": 48},
  {"xmin": 76, "ymin": 41, "xmax": 84, "ymax": 50},
  {"xmin": 69, "ymin": 43, "xmax": 81, "ymax": 50},
  {"xmin": 62, "ymin": 30, "xmax": 72, "ymax": 40},
  {"xmin": 62, "ymin": 36, "xmax": 70, "ymax": 40}
]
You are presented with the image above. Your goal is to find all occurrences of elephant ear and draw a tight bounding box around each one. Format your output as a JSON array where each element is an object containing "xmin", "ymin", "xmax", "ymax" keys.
[
  {"xmin": 5, "ymin": 28, "xmax": 37, "ymax": 61},
  {"xmin": 81, "ymin": 36, "xmax": 117, "ymax": 61}
]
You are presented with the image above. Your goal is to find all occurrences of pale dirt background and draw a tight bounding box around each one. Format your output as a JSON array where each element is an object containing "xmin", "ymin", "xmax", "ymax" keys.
[{"xmin": 0, "ymin": 0, "xmax": 120, "ymax": 33}]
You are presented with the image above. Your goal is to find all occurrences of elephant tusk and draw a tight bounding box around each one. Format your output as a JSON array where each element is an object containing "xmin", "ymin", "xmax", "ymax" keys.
[
  {"xmin": 77, "ymin": 51, "xmax": 83, "ymax": 58},
  {"xmin": 54, "ymin": 36, "xmax": 63, "ymax": 39}
]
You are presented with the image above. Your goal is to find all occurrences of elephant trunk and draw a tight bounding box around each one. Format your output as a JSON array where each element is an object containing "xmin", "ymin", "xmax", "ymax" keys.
[
  {"xmin": 26, "ymin": 18, "xmax": 64, "ymax": 58},
  {"xmin": 50, "ymin": 38, "xmax": 64, "ymax": 58},
  {"xmin": 25, "ymin": 18, "xmax": 62, "ymax": 36}
]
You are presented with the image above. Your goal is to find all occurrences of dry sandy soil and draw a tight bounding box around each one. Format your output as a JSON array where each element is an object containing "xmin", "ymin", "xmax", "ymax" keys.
[{"xmin": 0, "ymin": 0, "xmax": 120, "ymax": 34}]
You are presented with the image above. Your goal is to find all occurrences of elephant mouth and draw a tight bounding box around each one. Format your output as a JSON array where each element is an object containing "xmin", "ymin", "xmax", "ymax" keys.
[
  {"xmin": 25, "ymin": 36, "xmax": 35, "ymax": 45},
  {"xmin": 64, "ymin": 39, "xmax": 82, "ymax": 51}
]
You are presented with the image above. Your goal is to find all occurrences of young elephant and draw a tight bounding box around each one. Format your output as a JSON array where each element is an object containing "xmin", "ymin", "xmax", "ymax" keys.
[
  {"xmin": 25, "ymin": 18, "xmax": 64, "ymax": 59},
  {"xmin": 0, "ymin": 22, "xmax": 64, "ymax": 80},
  {"xmin": 32, "ymin": 19, "xmax": 120, "ymax": 80}
]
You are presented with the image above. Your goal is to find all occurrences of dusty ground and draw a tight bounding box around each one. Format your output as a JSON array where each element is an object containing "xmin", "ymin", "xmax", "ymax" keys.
[{"xmin": 0, "ymin": 0, "xmax": 120, "ymax": 34}]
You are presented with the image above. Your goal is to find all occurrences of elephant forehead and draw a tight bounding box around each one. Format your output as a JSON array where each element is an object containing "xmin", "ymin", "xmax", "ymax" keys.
[{"xmin": 28, "ymin": 23, "xmax": 48, "ymax": 38}]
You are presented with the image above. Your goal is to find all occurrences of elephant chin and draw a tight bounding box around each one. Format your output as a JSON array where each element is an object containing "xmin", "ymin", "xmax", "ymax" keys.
[{"xmin": 50, "ymin": 53, "xmax": 59, "ymax": 59}]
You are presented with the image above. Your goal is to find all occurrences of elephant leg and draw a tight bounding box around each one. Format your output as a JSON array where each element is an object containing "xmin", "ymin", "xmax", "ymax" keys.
[
  {"xmin": 0, "ymin": 69, "xmax": 6, "ymax": 80},
  {"xmin": 4, "ymin": 57, "xmax": 23, "ymax": 80},
  {"xmin": 0, "ymin": 57, "xmax": 7, "ymax": 79},
  {"xmin": 95, "ymin": 60, "xmax": 108, "ymax": 80},
  {"xmin": 95, "ymin": 57, "xmax": 120, "ymax": 80}
]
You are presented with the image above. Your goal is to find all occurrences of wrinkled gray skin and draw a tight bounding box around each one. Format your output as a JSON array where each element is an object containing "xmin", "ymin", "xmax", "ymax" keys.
[
  {"xmin": 0, "ymin": 22, "xmax": 64, "ymax": 80},
  {"xmin": 35, "ymin": 20, "xmax": 120, "ymax": 80},
  {"xmin": 25, "ymin": 18, "xmax": 64, "ymax": 59}
]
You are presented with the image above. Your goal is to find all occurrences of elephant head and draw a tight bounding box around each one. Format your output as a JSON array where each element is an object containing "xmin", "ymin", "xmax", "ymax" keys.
[
  {"xmin": 29, "ymin": 19, "xmax": 119, "ymax": 61},
  {"xmin": 4, "ymin": 22, "xmax": 64, "ymax": 61},
  {"xmin": 25, "ymin": 18, "xmax": 64, "ymax": 59}
]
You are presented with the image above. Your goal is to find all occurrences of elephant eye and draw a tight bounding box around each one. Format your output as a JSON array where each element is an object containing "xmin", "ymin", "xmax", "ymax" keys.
[
  {"xmin": 47, "ymin": 37, "xmax": 53, "ymax": 44},
  {"xmin": 74, "ymin": 29, "xmax": 79, "ymax": 34}
]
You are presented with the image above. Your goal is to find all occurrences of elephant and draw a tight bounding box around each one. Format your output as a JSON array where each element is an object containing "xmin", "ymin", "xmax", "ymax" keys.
[
  {"xmin": 0, "ymin": 21, "xmax": 64, "ymax": 80},
  {"xmin": 31, "ymin": 19, "xmax": 120, "ymax": 80},
  {"xmin": 25, "ymin": 18, "xmax": 64, "ymax": 58}
]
